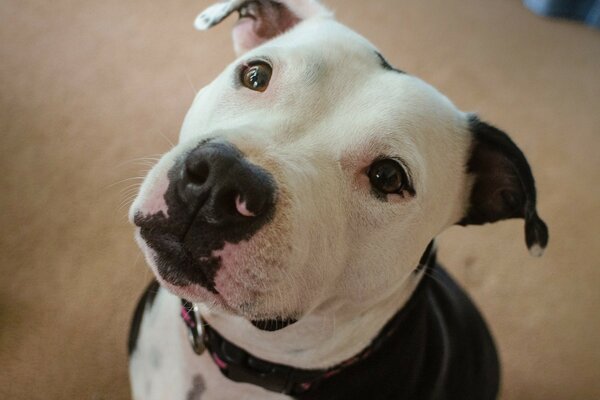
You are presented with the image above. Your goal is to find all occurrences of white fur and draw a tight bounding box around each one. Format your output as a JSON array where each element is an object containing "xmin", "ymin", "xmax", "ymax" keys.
[
  {"xmin": 130, "ymin": 1, "xmax": 475, "ymax": 398},
  {"xmin": 130, "ymin": 287, "xmax": 290, "ymax": 399},
  {"xmin": 194, "ymin": 0, "xmax": 246, "ymax": 31},
  {"xmin": 194, "ymin": 0, "xmax": 332, "ymax": 32},
  {"xmin": 529, "ymin": 244, "xmax": 544, "ymax": 257}
]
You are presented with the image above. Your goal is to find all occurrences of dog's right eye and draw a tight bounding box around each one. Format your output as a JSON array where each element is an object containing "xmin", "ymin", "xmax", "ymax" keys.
[
  {"xmin": 241, "ymin": 61, "xmax": 272, "ymax": 92},
  {"xmin": 367, "ymin": 158, "xmax": 414, "ymax": 198}
]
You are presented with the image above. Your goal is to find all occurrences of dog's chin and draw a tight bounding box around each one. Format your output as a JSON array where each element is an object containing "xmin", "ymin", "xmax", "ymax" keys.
[
  {"xmin": 135, "ymin": 230, "xmax": 300, "ymax": 331},
  {"xmin": 152, "ymin": 275, "xmax": 229, "ymax": 309},
  {"xmin": 150, "ymin": 266, "xmax": 300, "ymax": 332}
]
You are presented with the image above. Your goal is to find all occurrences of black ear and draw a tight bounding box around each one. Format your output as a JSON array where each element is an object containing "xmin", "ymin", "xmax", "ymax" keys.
[{"xmin": 458, "ymin": 115, "xmax": 549, "ymax": 256}]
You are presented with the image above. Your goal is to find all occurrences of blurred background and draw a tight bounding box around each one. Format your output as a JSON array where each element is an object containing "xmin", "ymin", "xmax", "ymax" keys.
[{"xmin": 1, "ymin": 0, "xmax": 599, "ymax": 399}]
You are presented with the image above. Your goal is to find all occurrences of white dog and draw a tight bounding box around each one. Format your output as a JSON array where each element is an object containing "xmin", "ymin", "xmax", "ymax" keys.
[{"xmin": 128, "ymin": 1, "xmax": 548, "ymax": 399}]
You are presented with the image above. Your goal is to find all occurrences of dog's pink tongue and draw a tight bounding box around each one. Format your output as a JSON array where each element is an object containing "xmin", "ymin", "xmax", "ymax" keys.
[{"xmin": 235, "ymin": 194, "xmax": 256, "ymax": 217}]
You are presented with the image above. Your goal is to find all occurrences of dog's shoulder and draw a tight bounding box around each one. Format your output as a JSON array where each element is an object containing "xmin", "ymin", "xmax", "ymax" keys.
[
  {"xmin": 421, "ymin": 265, "xmax": 500, "ymax": 399},
  {"xmin": 299, "ymin": 265, "xmax": 499, "ymax": 400}
]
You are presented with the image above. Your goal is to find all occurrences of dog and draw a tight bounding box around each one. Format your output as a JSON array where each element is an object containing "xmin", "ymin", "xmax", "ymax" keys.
[{"xmin": 127, "ymin": 1, "xmax": 549, "ymax": 399}]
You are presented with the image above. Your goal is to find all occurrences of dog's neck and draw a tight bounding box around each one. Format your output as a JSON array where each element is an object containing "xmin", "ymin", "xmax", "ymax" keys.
[{"xmin": 198, "ymin": 243, "xmax": 434, "ymax": 370}]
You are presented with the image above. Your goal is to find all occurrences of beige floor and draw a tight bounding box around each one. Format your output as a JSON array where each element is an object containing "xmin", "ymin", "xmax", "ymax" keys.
[{"xmin": 1, "ymin": 0, "xmax": 599, "ymax": 399}]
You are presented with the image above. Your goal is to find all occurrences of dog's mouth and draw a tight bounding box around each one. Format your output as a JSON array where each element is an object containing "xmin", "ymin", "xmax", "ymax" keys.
[
  {"xmin": 135, "ymin": 223, "xmax": 300, "ymax": 332},
  {"xmin": 137, "ymin": 227, "xmax": 222, "ymax": 292},
  {"xmin": 251, "ymin": 318, "xmax": 298, "ymax": 331},
  {"xmin": 132, "ymin": 140, "xmax": 299, "ymax": 331}
]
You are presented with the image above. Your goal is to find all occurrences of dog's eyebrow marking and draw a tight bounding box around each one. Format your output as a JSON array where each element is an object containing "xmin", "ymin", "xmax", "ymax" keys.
[{"xmin": 375, "ymin": 52, "xmax": 405, "ymax": 74}]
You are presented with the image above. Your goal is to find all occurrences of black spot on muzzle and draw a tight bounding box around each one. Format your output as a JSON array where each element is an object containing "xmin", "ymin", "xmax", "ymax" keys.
[{"xmin": 135, "ymin": 140, "xmax": 277, "ymax": 292}]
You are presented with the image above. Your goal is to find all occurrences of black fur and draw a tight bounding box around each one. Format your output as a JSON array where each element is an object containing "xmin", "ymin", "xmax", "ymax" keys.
[
  {"xmin": 131, "ymin": 263, "xmax": 499, "ymax": 399},
  {"xmin": 128, "ymin": 280, "xmax": 160, "ymax": 355},
  {"xmin": 376, "ymin": 52, "xmax": 405, "ymax": 74},
  {"xmin": 251, "ymin": 318, "xmax": 298, "ymax": 331},
  {"xmin": 298, "ymin": 264, "xmax": 499, "ymax": 400},
  {"xmin": 459, "ymin": 115, "xmax": 548, "ymax": 252},
  {"xmin": 134, "ymin": 141, "xmax": 277, "ymax": 292},
  {"xmin": 186, "ymin": 374, "xmax": 206, "ymax": 400}
]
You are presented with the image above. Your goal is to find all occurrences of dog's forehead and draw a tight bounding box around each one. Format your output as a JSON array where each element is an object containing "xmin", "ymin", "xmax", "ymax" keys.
[
  {"xmin": 181, "ymin": 18, "xmax": 464, "ymax": 161},
  {"xmin": 246, "ymin": 19, "xmax": 411, "ymax": 97},
  {"xmin": 265, "ymin": 18, "xmax": 378, "ymax": 62}
]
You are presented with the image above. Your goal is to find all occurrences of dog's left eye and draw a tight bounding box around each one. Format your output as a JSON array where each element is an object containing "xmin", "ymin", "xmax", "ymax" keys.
[
  {"xmin": 368, "ymin": 159, "xmax": 411, "ymax": 196},
  {"xmin": 241, "ymin": 61, "xmax": 272, "ymax": 92}
]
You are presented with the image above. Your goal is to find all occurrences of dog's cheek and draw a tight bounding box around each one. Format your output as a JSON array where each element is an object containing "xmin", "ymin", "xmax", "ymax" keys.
[
  {"xmin": 212, "ymin": 240, "xmax": 280, "ymax": 295},
  {"xmin": 211, "ymin": 191, "xmax": 294, "ymax": 309}
]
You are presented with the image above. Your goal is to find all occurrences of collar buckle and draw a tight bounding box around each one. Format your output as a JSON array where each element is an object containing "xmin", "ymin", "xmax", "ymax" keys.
[{"xmin": 181, "ymin": 300, "xmax": 205, "ymax": 355}]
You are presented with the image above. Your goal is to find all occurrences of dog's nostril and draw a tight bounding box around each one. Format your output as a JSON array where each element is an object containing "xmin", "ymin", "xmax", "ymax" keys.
[
  {"xmin": 179, "ymin": 141, "xmax": 276, "ymax": 227},
  {"xmin": 185, "ymin": 159, "xmax": 210, "ymax": 185},
  {"xmin": 235, "ymin": 194, "xmax": 257, "ymax": 217}
]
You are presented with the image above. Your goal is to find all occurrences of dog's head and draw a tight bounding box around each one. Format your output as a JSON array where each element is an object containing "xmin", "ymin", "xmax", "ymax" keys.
[{"xmin": 130, "ymin": 0, "xmax": 548, "ymax": 329}]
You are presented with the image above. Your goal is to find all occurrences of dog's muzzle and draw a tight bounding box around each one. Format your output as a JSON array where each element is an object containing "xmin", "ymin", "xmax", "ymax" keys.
[{"xmin": 134, "ymin": 140, "xmax": 278, "ymax": 292}]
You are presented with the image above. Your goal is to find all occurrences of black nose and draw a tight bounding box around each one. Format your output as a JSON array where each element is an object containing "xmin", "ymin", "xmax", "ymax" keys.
[{"xmin": 177, "ymin": 141, "xmax": 276, "ymax": 227}]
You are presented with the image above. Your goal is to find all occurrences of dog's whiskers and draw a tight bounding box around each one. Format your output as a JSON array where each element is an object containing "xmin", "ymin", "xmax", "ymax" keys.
[
  {"xmin": 118, "ymin": 183, "xmax": 143, "ymax": 201},
  {"xmin": 120, "ymin": 191, "xmax": 140, "ymax": 203},
  {"xmin": 104, "ymin": 176, "xmax": 146, "ymax": 191},
  {"xmin": 114, "ymin": 155, "xmax": 163, "ymax": 169},
  {"xmin": 156, "ymin": 129, "xmax": 176, "ymax": 149},
  {"xmin": 120, "ymin": 181, "xmax": 143, "ymax": 191},
  {"xmin": 184, "ymin": 69, "xmax": 198, "ymax": 95},
  {"xmin": 118, "ymin": 194, "xmax": 140, "ymax": 214}
]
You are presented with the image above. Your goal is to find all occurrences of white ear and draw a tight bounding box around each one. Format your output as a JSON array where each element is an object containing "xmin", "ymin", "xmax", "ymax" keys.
[
  {"xmin": 194, "ymin": 0, "xmax": 247, "ymax": 31},
  {"xmin": 194, "ymin": 0, "xmax": 332, "ymax": 55}
]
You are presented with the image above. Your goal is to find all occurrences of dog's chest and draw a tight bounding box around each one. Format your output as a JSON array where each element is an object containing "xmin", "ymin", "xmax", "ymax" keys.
[{"xmin": 129, "ymin": 287, "xmax": 290, "ymax": 400}]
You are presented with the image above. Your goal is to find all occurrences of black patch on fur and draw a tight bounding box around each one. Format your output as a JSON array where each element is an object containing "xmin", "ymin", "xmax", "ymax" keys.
[
  {"xmin": 375, "ymin": 52, "xmax": 405, "ymax": 74},
  {"xmin": 458, "ymin": 115, "xmax": 549, "ymax": 252},
  {"xmin": 414, "ymin": 240, "xmax": 436, "ymax": 273},
  {"xmin": 128, "ymin": 280, "xmax": 160, "ymax": 355},
  {"xmin": 295, "ymin": 265, "xmax": 499, "ymax": 400},
  {"xmin": 186, "ymin": 374, "xmax": 206, "ymax": 400},
  {"xmin": 134, "ymin": 141, "xmax": 277, "ymax": 292}
]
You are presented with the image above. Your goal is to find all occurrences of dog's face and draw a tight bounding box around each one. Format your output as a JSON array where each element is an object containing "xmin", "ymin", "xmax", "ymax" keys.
[{"xmin": 130, "ymin": 0, "xmax": 547, "ymax": 328}]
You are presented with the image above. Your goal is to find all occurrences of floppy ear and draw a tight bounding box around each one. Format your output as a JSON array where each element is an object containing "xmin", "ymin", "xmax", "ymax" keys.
[
  {"xmin": 458, "ymin": 115, "xmax": 549, "ymax": 257},
  {"xmin": 194, "ymin": 0, "xmax": 332, "ymax": 55}
]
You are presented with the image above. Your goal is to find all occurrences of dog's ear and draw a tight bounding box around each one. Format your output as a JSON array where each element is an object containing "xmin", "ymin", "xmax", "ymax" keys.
[
  {"xmin": 458, "ymin": 115, "xmax": 549, "ymax": 256},
  {"xmin": 194, "ymin": 0, "xmax": 332, "ymax": 55}
]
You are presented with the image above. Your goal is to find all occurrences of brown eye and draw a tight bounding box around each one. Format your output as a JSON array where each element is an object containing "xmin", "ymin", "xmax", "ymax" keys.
[
  {"xmin": 241, "ymin": 61, "xmax": 272, "ymax": 92},
  {"xmin": 368, "ymin": 159, "xmax": 409, "ymax": 195}
]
